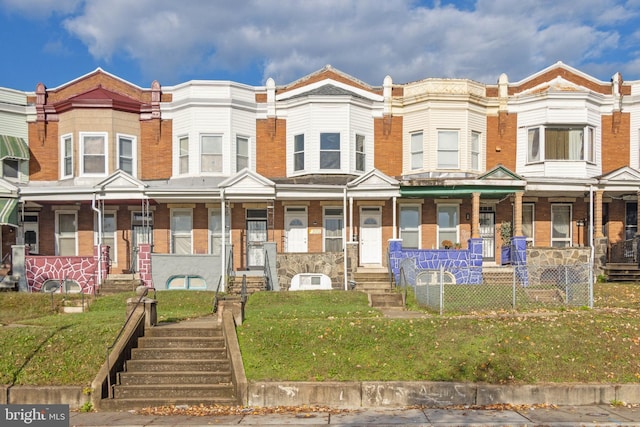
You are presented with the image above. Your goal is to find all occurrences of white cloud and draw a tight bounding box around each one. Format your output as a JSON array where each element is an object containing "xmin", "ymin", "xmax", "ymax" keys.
[{"xmin": 16, "ymin": 0, "xmax": 640, "ymax": 84}]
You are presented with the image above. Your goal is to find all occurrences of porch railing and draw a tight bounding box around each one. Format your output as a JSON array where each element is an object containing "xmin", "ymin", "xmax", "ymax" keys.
[
  {"xmin": 213, "ymin": 246, "xmax": 234, "ymax": 313},
  {"xmin": 263, "ymin": 250, "xmax": 273, "ymax": 291},
  {"xmin": 608, "ymin": 238, "xmax": 638, "ymax": 264}
]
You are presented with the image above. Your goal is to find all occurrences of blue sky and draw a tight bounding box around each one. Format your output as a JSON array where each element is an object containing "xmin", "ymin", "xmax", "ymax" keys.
[{"xmin": 1, "ymin": 0, "xmax": 640, "ymax": 92}]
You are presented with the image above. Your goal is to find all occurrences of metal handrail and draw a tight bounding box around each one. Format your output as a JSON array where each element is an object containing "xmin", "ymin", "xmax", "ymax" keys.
[
  {"xmin": 397, "ymin": 266, "xmax": 408, "ymax": 307},
  {"xmin": 105, "ymin": 287, "xmax": 156, "ymax": 398},
  {"xmin": 263, "ymin": 249, "xmax": 273, "ymax": 291},
  {"xmin": 387, "ymin": 249, "xmax": 395, "ymax": 289},
  {"xmin": 213, "ymin": 245, "xmax": 234, "ymax": 313},
  {"xmin": 241, "ymin": 274, "xmax": 248, "ymax": 304}
]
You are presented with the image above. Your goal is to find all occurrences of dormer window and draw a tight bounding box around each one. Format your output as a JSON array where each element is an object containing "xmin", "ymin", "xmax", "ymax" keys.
[{"xmin": 527, "ymin": 126, "xmax": 595, "ymax": 163}]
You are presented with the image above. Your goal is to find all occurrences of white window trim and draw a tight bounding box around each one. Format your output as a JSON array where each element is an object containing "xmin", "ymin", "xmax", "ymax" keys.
[
  {"xmin": 436, "ymin": 203, "xmax": 459, "ymax": 247},
  {"xmin": 55, "ymin": 210, "xmax": 78, "ymax": 256},
  {"xmin": 355, "ymin": 133, "xmax": 366, "ymax": 172},
  {"xmin": 437, "ymin": 129, "xmax": 459, "ymax": 169},
  {"xmin": 319, "ymin": 132, "xmax": 341, "ymax": 170},
  {"xmin": 323, "ymin": 206, "xmax": 344, "ymax": 252},
  {"xmin": 399, "ymin": 204, "xmax": 421, "ymax": 249},
  {"xmin": 170, "ymin": 208, "xmax": 193, "ymax": 254},
  {"xmin": 471, "ymin": 131, "xmax": 481, "ymax": 171},
  {"xmin": 526, "ymin": 125, "xmax": 597, "ymax": 164},
  {"xmin": 79, "ymin": 131, "xmax": 108, "ymax": 177},
  {"xmin": 522, "ymin": 203, "xmax": 535, "ymax": 246},
  {"xmin": 177, "ymin": 135, "xmax": 189, "ymax": 175},
  {"xmin": 116, "ymin": 133, "xmax": 137, "ymax": 177},
  {"xmin": 236, "ymin": 135, "xmax": 250, "ymax": 172},
  {"xmin": 200, "ymin": 133, "xmax": 223, "ymax": 174},
  {"xmin": 208, "ymin": 207, "xmax": 230, "ymax": 255},
  {"xmin": 60, "ymin": 133, "xmax": 73, "ymax": 179},
  {"xmin": 410, "ymin": 131, "xmax": 423, "ymax": 171},
  {"xmin": 293, "ymin": 134, "xmax": 305, "ymax": 172},
  {"xmin": 551, "ymin": 204, "xmax": 572, "ymax": 247}
]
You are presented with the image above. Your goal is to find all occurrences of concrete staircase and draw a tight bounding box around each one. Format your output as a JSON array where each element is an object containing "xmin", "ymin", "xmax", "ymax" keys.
[
  {"xmin": 102, "ymin": 317, "xmax": 237, "ymax": 410},
  {"xmin": 481, "ymin": 266, "xmax": 515, "ymax": 285},
  {"xmin": 604, "ymin": 263, "xmax": 640, "ymax": 282},
  {"xmin": 353, "ymin": 268, "xmax": 404, "ymax": 310},
  {"xmin": 99, "ymin": 274, "xmax": 142, "ymax": 295},
  {"xmin": 227, "ymin": 273, "xmax": 268, "ymax": 295}
]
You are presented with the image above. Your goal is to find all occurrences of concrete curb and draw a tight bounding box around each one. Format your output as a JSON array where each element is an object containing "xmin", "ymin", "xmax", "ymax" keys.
[{"xmin": 3, "ymin": 382, "xmax": 640, "ymax": 410}]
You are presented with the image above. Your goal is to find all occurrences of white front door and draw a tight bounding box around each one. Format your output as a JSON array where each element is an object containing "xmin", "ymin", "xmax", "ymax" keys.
[
  {"xmin": 285, "ymin": 207, "xmax": 308, "ymax": 252},
  {"xmin": 360, "ymin": 207, "xmax": 382, "ymax": 265}
]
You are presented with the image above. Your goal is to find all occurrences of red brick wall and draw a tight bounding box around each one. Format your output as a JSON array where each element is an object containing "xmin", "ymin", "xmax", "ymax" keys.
[
  {"xmin": 486, "ymin": 111, "xmax": 518, "ymax": 171},
  {"xmin": 601, "ymin": 112, "xmax": 630, "ymax": 174},
  {"xmin": 373, "ymin": 115, "xmax": 403, "ymax": 177},
  {"xmin": 256, "ymin": 118, "xmax": 287, "ymax": 178}
]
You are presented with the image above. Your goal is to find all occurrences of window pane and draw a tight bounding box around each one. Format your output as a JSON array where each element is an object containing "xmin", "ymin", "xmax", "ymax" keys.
[
  {"xmin": 410, "ymin": 132, "xmax": 423, "ymax": 170},
  {"xmin": 172, "ymin": 211, "xmax": 192, "ymax": 232},
  {"xmin": 3, "ymin": 159, "xmax": 18, "ymax": 178},
  {"xmin": 545, "ymin": 128, "xmax": 583, "ymax": 160},
  {"xmin": 320, "ymin": 133, "xmax": 340, "ymax": 150},
  {"xmin": 179, "ymin": 136, "xmax": 189, "ymax": 174},
  {"xmin": 320, "ymin": 133, "xmax": 340, "ymax": 169},
  {"xmin": 84, "ymin": 136, "xmax": 104, "ymax": 154},
  {"xmin": 294, "ymin": 152, "xmax": 304, "ymax": 171},
  {"xmin": 438, "ymin": 130, "xmax": 458, "ymax": 168},
  {"xmin": 83, "ymin": 135, "xmax": 105, "ymax": 174},
  {"xmin": 59, "ymin": 213, "xmax": 75, "ymax": 233},
  {"xmin": 295, "ymin": 134, "xmax": 304, "ymax": 152},
  {"xmin": 400, "ymin": 206, "xmax": 420, "ymax": 249},
  {"xmin": 522, "ymin": 204, "xmax": 534, "ymax": 239},
  {"xmin": 528, "ymin": 128, "xmax": 540, "ymax": 162}
]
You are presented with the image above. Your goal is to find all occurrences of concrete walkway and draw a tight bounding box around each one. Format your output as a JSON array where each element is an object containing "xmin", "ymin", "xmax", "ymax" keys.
[{"xmin": 70, "ymin": 404, "xmax": 640, "ymax": 426}]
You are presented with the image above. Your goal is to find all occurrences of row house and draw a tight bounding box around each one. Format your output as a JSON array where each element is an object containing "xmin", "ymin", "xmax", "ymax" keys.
[{"xmin": 0, "ymin": 61, "xmax": 638, "ymax": 293}]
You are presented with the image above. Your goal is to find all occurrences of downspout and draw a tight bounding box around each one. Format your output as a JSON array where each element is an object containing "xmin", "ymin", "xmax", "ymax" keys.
[
  {"xmin": 220, "ymin": 188, "xmax": 226, "ymax": 292},
  {"xmin": 344, "ymin": 187, "xmax": 348, "ymax": 290},
  {"xmin": 92, "ymin": 193, "xmax": 102, "ymax": 286}
]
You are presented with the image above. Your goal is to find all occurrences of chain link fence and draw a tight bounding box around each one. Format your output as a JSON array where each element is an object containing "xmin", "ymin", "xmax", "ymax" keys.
[{"xmin": 399, "ymin": 261, "xmax": 594, "ymax": 314}]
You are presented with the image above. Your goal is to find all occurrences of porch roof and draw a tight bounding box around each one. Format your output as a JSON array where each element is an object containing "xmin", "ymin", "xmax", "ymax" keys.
[{"xmin": 0, "ymin": 135, "xmax": 29, "ymax": 160}]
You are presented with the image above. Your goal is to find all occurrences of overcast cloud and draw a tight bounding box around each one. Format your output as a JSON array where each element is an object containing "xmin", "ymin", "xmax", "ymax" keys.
[{"xmin": 3, "ymin": 0, "xmax": 639, "ymax": 86}]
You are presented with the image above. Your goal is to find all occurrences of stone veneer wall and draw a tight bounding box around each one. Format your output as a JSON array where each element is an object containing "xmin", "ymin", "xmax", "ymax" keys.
[
  {"xmin": 526, "ymin": 247, "xmax": 591, "ymax": 266},
  {"xmin": 276, "ymin": 252, "xmax": 346, "ymax": 291}
]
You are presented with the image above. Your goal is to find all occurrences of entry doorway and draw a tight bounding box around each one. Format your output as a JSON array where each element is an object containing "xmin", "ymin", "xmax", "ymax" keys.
[
  {"xmin": 359, "ymin": 207, "xmax": 382, "ymax": 265},
  {"xmin": 479, "ymin": 209, "xmax": 496, "ymax": 262},
  {"xmin": 246, "ymin": 209, "xmax": 267, "ymax": 269},
  {"xmin": 284, "ymin": 207, "xmax": 308, "ymax": 253}
]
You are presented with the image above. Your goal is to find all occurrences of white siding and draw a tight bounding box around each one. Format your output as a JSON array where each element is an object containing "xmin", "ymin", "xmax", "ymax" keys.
[{"xmin": 0, "ymin": 88, "xmax": 28, "ymax": 139}]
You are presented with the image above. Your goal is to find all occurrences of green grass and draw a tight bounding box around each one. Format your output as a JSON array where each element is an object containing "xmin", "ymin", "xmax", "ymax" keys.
[
  {"xmin": 0, "ymin": 291, "xmax": 214, "ymax": 386},
  {"xmin": 1, "ymin": 284, "xmax": 640, "ymax": 386},
  {"xmin": 238, "ymin": 284, "xmax": 640, "ymax": 384}
]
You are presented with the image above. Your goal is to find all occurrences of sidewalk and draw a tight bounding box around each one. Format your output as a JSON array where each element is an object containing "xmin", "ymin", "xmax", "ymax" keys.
[{"xmin": 70, "ymin": 404, "xmax": 640, "ymax": 426}]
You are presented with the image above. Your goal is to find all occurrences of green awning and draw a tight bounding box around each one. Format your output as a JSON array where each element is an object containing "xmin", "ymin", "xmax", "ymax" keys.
[
  {"xmin": 0, "ymin": 135, "xmax": 29, "ymax": 160},
  {"xmin": 0, "ymin": 198, "xmax": 18, "ymax": 227}
]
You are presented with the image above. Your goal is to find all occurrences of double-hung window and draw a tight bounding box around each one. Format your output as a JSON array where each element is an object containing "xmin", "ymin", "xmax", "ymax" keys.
[
  {"xmin": 355, "ymin": 134, "xmax": 365, "ymax": 172},
  {"xmin": 522, "ymin": 203, "xmax": 535, "ymax": 245},
  {"xmin": 437, "ymin": 130, "xmax": 459, "ymax": 169},
  {"xmin": 410, "ymin": 132, "xmax": 423, "ymax": 170},
  {"xmin": 320, "ymin": 133, "xmax": 340, "ymax": 169},
  {"xmin": 551, "ymin": 204, "xmax": 572, "ymax": 247},
  {"xmin": 171, "ymin": 209, "xmax": 192, "ymax": 254},
  {"xmin": 56, "ymin": 211, "xmax": 77, "ymax": 256},
  {"xmin": 323, "ymin": 207, "xmax": 343, "ymax": 252},
  {"xmin": 61, "ymin": 134, "xmax": 73, "ymax": 178},
  {"xmin": 236, "ymin": 136, "xmax": 249, "ymax": 171},
  {"xmin": 399, "ymin": 205, "xmax": 420, "ymax": 249},
  {"xmin": 179, "ymin": 136, "xmax": 189, "ymax": 174},
  {"xmin": 118, "ymin": 134, "xmax": 135, "ymax": 175},
  {"xmin": 201, "ymin": 135, "xmax": 222, "ymax": 173},
  {"xmin": 80, "ymin": 132, "xmax": 107, "ymax": 176},
  {"xmin": 294, "ymin": 134, "xmax": 304, "ymax": 171},
  {"xmin": 209, "ymin": 208, "xmax": 230, "ymax": 256},
  {"xmin": 437, "ymin": 204, "xmax": 458, "ymax": 247},
  {"xmin": 471, "ymin": 131, "xmax": 481, "ymax": 170}
]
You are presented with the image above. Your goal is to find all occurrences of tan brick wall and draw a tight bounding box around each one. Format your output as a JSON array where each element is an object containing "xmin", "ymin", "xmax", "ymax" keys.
[
  {"xmin": 256, "ymin": 118, "xmax": 286, "ymax": 178},
  {"xmin": 601, "ymin": 112, "xmax": 630, "ymax": 174},
  {"xmin": 373, "ymin": 115, "xmax": 403, "ymax": 177}
]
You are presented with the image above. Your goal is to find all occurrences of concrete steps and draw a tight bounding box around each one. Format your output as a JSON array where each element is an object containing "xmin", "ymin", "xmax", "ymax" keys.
[
  {"xmin": 482, "ymin": 266, "xmax": 514, "ymax": 285},
  {"xmin": 604, "ymin": 263, "xmax": 640, "ymax": 282},
  {"xmin": 99, "ymin": 274, "xmax": 142, "ymax": 295},
  {"xmin": 104, "ymin": 318, "xmax": 237, "ymax": 410},
  {"xmin": 353, "ymin": 268, "xmax": 404, "ymax": 310},
  {"xmin": 228, "ymin": 273, "xmax": 267, "ymax": 295}
]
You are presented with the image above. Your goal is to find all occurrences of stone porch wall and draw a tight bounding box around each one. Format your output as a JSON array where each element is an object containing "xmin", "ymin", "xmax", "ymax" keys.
[{"xmin": 526, "ymin": 247, "xmax": 591, "ymax": 266}]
